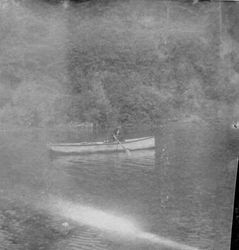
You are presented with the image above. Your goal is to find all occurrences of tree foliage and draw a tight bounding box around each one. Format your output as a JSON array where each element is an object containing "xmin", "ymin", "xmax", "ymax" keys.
[
  {"xmin": 0, "ymin": 1, "xmax": 68, "ymax": 127},
  {"xmin": 65, "ymin": 0, "xmax": 239, "ymax": 128},
  {"xmin": 1, "ymin": 0, "xmax": 238, "ymax": 129}
]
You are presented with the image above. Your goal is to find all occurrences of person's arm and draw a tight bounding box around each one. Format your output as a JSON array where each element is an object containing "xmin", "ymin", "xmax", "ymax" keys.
[{"xmin": 233, "ymin": 122, "xmax": 238, "ymax": 129}]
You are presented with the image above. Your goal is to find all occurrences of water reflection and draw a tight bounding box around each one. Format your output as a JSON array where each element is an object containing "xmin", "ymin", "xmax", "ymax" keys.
[
  {"xmin": 45, "ymin": 123, "xmax": 237, "ymax": 250},
  {"xmin": 0, "ymin": 124, "xmax": 237, "ymax": 250},
  {"xmin": 53, "ymin": 150, "xmax": 155, "ymax": 170},
  {"xmin": 154, "ymin": 121, "xmax": 237, "ymax": 250},
  {"xmin": 44, "ymin": 196, "xmax": 200, "ymax": 250}
]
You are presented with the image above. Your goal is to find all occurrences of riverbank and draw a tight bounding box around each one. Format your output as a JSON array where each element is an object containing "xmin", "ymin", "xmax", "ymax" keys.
[{"xmin": 0, "ymin": 198, "xmax": 72, "ymax": 250}]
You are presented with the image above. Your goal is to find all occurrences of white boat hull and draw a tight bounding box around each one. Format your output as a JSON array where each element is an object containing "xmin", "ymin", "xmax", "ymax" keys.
[{"xmin": 48, "ymin": 137, "xmax": 155, "ymax": 154}]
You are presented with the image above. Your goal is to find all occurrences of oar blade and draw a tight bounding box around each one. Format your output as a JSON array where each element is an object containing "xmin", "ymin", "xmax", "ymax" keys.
[
  {"xmin": 113, "ymin": 135, "xmax": 131, "ymax": 156},
  {"xmin": 126, "ymin": 148, "xmax": 131, "ymax": 156}
]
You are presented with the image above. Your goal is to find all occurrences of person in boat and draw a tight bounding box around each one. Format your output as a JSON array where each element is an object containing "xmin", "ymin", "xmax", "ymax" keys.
[
  {"xmin": 111, "ymin": 126, "xmax": 123, "ymax": 142},
  {"xmin": 233, "ymin": 122, "xmax": 238, "ymax": 129}
]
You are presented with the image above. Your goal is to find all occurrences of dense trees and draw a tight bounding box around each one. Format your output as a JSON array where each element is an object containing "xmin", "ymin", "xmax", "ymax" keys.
[
  {"xmin": 0, "ymin": 0, "xmax": 68, "ymax": 127},
  {"xmin": 66, "ymin": 0, "xmax": 239, "ymax": 128},
  {"xmin": 0, "ymin": 0, "xmax": 238, "ymax": 129}
]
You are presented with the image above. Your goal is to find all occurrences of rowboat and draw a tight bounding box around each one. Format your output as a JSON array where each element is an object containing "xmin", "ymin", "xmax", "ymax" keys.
[{"xmin": 48, "ymin": 136, "xmax": 155, "ymax": 154}]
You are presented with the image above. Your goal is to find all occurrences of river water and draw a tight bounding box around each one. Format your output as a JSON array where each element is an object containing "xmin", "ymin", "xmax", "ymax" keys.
[{"xmin": 0, "ymin": 121, "xmax": 237, "ymax": 250}]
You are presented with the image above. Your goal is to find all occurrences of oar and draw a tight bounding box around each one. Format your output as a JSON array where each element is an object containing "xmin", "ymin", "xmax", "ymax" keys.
[{"xmin": 113, "ymin": 135, "xmax": 131, "ymax": 156}]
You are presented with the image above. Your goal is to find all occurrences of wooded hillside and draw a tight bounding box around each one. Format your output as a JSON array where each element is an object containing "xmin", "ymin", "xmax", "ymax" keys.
[{"xmin": 0, "ymin": 0, "xmax": 238, "ymax": 129}]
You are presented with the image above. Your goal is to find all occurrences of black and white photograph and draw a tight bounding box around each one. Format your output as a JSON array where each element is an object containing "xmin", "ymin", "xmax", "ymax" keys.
[{"xmin": 0, "ymin": 0, "xmax": 238, "ymax": 249}]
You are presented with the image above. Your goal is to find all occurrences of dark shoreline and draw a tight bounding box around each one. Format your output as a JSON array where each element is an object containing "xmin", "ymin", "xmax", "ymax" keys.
[{"xmin": 0, "ymin": 199, "xmax": 72, "ymax": 250}]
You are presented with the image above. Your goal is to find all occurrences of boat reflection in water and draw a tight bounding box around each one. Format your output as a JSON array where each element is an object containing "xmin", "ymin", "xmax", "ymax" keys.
[
  {"xmin": 45, "ymin": 196, "xmax": 200, "ymax": 250},
  {"xmin": 52, "ymin": 149, "xmax": 156, "ymax": 170}
]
